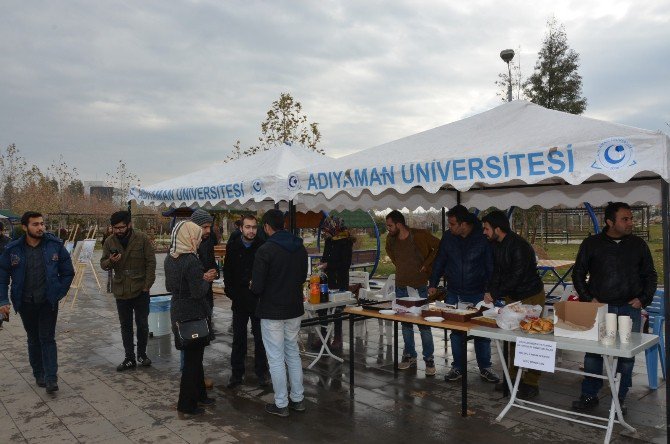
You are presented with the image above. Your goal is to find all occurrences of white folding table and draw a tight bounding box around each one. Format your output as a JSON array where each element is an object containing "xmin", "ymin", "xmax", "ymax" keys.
[
  {"xmin": 302, "ymin": 298, "xmax": 357, "ymax": 369},
  {"xmin": 470, "ymin": 326, "xmax": 659, "ymax": 444}
]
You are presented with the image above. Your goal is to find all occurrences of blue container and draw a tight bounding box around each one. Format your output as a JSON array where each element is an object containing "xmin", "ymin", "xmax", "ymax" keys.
[{"xmin": 149, "ymin": 295, "xmax": 172, "ymax": 337}]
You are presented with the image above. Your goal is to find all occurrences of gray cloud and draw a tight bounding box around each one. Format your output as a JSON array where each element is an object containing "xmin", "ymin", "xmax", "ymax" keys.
[{"xmin": 1, "ymin": 0, "xmax": 668, "ymax": 185}]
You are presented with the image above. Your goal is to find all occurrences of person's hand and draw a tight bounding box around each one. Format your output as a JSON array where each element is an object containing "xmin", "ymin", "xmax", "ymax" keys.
[
  {"xmin": 110, "ymin": 253, "xmax": 122, "ymax": 263},
  {"xmin": 318, "ymin": 263, "xmax": 327, "ymax": 270},
  {"xmin": 0, "ymin": 304, "xmax": 10, "ymax": 315},
  {"xmin": 428, "ymin": 287, "xmax": 437, "ymax": 297},
  {"xmin": 591, "ymin": 298, "xmax": 599, "ymax": 303},
  {"xmin": 483, "ymin": 293, "xmax": 494, "ymax": 304},
  {"xmin": 203, "ymin": 269, "xmax": 217, "ymax": 282},
  {"xmin": 628, "ymin": 298, "xmax": 642, "ymax": 309}
]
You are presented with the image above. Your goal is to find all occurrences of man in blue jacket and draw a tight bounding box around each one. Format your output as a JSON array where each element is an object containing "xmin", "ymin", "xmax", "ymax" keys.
[
  {"xmin": 0, "ymin": 211, "xmax": 75, "ymax": 394},
  {"xmin": 429, "ymin": 205, "xmax": 500, "ymax": 384}
]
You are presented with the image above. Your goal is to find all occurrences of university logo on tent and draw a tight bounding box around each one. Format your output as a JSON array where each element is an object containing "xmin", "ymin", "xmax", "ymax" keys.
[
  {"xmin": 592, "ymin": 138, "xmax": 636, "ymax": 170},
  {"xmin": 251, "ymin": 179, "xmax": 265, "ymax": 196},
  {"xmin": 287, "ymin": 174, "xmax": 301, "ymax": 191}
]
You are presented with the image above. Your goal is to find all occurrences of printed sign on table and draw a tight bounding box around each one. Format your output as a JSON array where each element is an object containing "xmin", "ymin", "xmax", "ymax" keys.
[{"xmin": 514, "ymin": 337, "xmax": 557, "ymax": 373}]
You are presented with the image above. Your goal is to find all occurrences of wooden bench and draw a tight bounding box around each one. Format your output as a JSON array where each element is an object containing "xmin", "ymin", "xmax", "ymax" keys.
[{"xmin": 350, "ymin": 249, "xmax": 377, "ymax": 272}]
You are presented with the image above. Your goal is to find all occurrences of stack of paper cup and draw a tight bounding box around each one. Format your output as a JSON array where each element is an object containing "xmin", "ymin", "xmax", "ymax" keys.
[
  {"xmin": 602, "ymin": 313, "xmax": 618, "ymax": 345},
  {"xmin": 618, "ymin": 315, "xmax": 633, "ymax": 343}
]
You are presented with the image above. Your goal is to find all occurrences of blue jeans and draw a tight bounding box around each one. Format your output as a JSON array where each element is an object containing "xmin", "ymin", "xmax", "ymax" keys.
[
  {"xmin": 581, "ymin": 304, "xmax": 642, "ymax": 400},
  {"xmin": 261, "ymin": 317, "xmax": 304, "ymax": 408},
  {"xmin": 19, "ymin": 301, "xmax": 59, "ymax": 383},
  {"xmin": 446, "ymin": 293, "xmax": 492, "ymax": 370},
  {"xmin": 397, "ymin": 286, "xmax": 434, "ymax": 361}
]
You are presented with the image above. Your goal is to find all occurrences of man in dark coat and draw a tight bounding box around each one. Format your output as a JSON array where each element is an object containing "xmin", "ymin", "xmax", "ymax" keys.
[
  {"xmin": 224, "ymin": 215, "xmax": 269, "ymax": 388},
  {"xmin": 0, "ymin": 211, "xmax": 75, "ymax": 394},
  {"xmin": 571, "ymin": 202, "xmax": 657, "ymax": 415},
  {"xmin": 251, "ymin": 209, "xmax": 308, "ymax": 417}
]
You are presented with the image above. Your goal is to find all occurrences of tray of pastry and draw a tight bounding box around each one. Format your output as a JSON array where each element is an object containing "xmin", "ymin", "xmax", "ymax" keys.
[
  {"xmin": 421, "ymin": 306, "xmax": 480, "ymax": 322},
  {"xmin": 469, "ymin": 316, "xmax": 499, "ymax": 328}
]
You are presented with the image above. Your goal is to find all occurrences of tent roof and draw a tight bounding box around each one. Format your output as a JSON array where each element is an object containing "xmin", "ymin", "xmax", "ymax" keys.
[
  {"xmin": 129, "ymin": 144, "xmax": 330, "ymax": 209},
  {"xmin": 289, "ymin": 100, "xmax": 670, "ymax": 210}
]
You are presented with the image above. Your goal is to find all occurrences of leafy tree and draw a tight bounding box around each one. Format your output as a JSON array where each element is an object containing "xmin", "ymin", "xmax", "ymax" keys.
[
  {"xmin": 227, "ymin": 93, "xmax": 324, "ymax": 161},
  {"xmin": 523, "ymin": 17, "xmax": 587, "ymax": 114},
  {"xmin": 0, "ymin": 144, "xmax": 30, "ymax": 209}
]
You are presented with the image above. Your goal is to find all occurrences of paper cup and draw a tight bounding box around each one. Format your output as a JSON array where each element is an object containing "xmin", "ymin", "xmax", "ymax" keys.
[
  {"xmin": 602, "ymin": 313, "xmax": 618, "ymax": 344},
  {"xmin": 618, "ymin": 315, "xmax": 632, "ymax": 343}
]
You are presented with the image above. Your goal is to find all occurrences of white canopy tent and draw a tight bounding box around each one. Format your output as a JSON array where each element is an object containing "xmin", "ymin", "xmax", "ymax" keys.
[
  {"xmin": 288, "ymin": 100, "xmax": 670, "ymax": 211},
  {"xmin": 129, "ymin": 144, "xmax": 332, "ymax": 210}
]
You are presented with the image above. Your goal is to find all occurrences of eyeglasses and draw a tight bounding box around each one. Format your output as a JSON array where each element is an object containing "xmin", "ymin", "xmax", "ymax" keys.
[{"xmin": 112, "ymin": 225, "xmax": 128, "ymax": 231}]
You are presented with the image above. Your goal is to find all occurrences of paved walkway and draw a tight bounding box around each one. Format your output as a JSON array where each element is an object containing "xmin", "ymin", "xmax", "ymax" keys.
[{"xmin": 0, "ymin": 252, "xmax": 666, "ymax": 443}]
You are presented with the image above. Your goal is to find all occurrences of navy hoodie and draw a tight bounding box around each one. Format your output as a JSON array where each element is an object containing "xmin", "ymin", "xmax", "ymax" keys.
[{"xmin": 251, "ymin": 230, "xmax": 308, "ymax": 320}]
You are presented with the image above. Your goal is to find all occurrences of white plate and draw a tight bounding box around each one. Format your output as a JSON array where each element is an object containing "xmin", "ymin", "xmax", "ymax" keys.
[
  {"xmin": 424, "ymin": 316, "xmax": 444, "ymax": 323},
  {"xmin": 379, "ymin": 309, "xmax": 397, "ymax": 315}
]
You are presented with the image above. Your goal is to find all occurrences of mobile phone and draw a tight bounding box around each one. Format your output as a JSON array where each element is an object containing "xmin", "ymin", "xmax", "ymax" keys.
[{"xmin": 110, "ymin": 248, "xmax": 119, "ymax": 255}]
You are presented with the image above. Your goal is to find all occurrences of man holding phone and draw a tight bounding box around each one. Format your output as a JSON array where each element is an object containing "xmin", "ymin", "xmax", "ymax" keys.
[{"xmin": 101, "ymin": 211, "xmax": 156, "ymax": 372}]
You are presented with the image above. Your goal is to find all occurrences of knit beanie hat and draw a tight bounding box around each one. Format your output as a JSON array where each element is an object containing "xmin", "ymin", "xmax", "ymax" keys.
[{"xmin": 190, "ymin": 209, "xmax": 213, "ymax": 226}]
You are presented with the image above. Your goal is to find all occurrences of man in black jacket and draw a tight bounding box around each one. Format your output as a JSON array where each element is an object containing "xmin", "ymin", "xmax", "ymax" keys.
[
  {"xmin": 251, "ymin": 209, "xmax": 308, "ymax": 417},
  {"xmin": 482, "ymin": 210, "xmax": 544, "ymax": 399},
  {"xmin": 190, "ymin": 209, "xmax": 219, "ymax": 311},
  {"xmin": 571, "ymin": 202, "xmax": 657, "ymax": 414},
  {"xmin": 223, "ymin": 215, "xmax": 269, "ymax": 388}
]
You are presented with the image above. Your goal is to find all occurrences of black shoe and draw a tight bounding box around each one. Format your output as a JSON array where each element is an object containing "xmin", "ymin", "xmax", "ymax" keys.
[
  {"xmin": 45, "ymin": 381, "xmax": 59, "ymax": 394},
  {"xmin": 444, "ymin": 368, "xmax": 463, "ymax": 381},
  {"xmin": 137, "ymin": 355, "xmax": 152, "ymax": 367},
  {"xmin": 288, "ymin": 400, "xmax": 306, "ymax": 412},
  {"xmin": 618, "ymin": 398, "xmax": 627, "ymax": 416},
  {"xmin": 178, "ymin": 407, "xmax": 205, "ymax": 417},
  {"xmin": 572, "ymin": 394, "xmax": 599, "ymax": 411},
  {"xmin": 227, "ymin": 376, "xmax": 244, "ymax": 389},
  {"xmin": 258, "ymin": 374, "xmax": 270, "ymax": 388},
  {"xmin": 198, "ymin": 397, "xmax": 216, "ymax": 407},
  {"xmin": 265, "ymin": 403, "xmax": 289, "ymax": 417},
  {"xmin": 116, "ymin": 357, "xmax": 136, "ymax": 372},
  {"xmin": 517, "ymin": 383, "xmax": 539, "ymax": 400},
  {"xmin": 35, "ymin": 376, "xmax": 46, "ymax": 388}
]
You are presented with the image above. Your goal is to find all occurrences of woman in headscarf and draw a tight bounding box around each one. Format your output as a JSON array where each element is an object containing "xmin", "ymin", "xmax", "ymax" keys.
[
  {"xmin": 317, "ymin": 216, "xmax": 354, "ymax": 350},
  {"xmin": 164, "ymin": 221, "xmax": 214, "ymax": 416}
]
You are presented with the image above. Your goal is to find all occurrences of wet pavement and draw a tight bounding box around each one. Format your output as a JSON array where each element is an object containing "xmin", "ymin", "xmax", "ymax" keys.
[{"xmin": 0, "ymin": 252, "xmax": 666, "ymax": 443}]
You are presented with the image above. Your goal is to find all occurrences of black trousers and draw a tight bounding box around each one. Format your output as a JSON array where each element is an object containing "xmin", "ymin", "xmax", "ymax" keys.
[
  {"xmin": 115, "ymin": 292, "xmax": 150, "ymax": 359},
  {"xmin": 231, "ymin": 309, "xmax": 268, "ymax": 378},
  {"xmin": 178, "ymin": 346, "xmax": 207, "ymax": 412},
  {"xmin": 19, "ymin": 300, "xmax": 59, "ymax": 383}
]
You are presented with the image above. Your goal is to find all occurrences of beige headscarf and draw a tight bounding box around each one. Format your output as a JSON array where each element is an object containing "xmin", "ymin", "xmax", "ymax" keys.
[{"xmin": 169, "ymin": 221, "xmax": 203, "ymax": 258}]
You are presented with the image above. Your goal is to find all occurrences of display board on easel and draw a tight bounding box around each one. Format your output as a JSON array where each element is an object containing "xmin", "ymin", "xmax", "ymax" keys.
[{"xmin": 62, "ymin": 225, "xmax": 101, "ymax": 309}]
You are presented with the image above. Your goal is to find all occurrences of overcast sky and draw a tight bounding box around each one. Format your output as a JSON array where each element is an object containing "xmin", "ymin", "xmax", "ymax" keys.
[{"xmin": 1, "ymin": 0, "xmax": 668, "ymax": 185}]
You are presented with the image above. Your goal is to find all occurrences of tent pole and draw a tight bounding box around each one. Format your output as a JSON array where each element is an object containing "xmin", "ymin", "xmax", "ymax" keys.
[
  {"xmin": 441, "ymin": 207, "xmax": 446, "ymax": 233},
  {"xmin": 289, "ymin": 200, "xmax": 297, "ymax": 235},
  {"xmin": 583, "ymin": 202, "xmax": 600, "ymax": 234},
  {"xmin": 661, "ymin": 179, "xmax": 670, "ymax": 437}
]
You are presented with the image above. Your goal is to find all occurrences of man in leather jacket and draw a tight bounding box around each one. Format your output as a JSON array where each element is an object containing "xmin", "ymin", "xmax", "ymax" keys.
[
  {"xmin": 482, "ymin": 210, "xmax": 544, "ymax": 399},
  {"xmin": 571, "ymin": 202, "xmax": 657, "ymax": 414}
]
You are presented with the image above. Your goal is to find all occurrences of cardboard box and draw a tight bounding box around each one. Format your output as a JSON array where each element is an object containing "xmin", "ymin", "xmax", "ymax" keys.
[{"xmin": 553, "ymin": 301, "xmax": 607, "ymax": 341}]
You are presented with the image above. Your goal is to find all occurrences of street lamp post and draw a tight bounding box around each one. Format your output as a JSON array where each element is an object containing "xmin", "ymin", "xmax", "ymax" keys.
[{"xmin": 500, "ymin": 49, "xmax": 515, "ymax": 102}]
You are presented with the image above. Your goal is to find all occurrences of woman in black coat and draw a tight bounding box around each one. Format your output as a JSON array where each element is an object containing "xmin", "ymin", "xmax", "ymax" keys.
[
  {"xmin": 164, "ymin": 221, "xmax": 214, "ymax": 416},
  {"xmin": 317, "ymin": 216, "xmax": 354, "ymax": 349}
]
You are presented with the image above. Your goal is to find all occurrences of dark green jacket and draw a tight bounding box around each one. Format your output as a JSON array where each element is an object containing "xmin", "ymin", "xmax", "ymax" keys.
[{"xmin": 101, "ymin": 230, "xmax": 156, "ymax": 299}]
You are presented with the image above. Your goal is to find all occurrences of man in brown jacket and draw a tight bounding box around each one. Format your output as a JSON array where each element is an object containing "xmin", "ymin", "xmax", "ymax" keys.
[
  {"xmin": 101, "ymin": 211, "xmax": 156, "ymax": 372},
  {"xmin": 385, "ymin": 210, "xmax": 440, "ymax": 376}
]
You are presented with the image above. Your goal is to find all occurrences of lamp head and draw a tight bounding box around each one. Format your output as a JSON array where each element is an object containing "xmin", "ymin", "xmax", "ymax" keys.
[{"xmin": 500, "ymin": 49, "xmax": 515, "ymax": 64}]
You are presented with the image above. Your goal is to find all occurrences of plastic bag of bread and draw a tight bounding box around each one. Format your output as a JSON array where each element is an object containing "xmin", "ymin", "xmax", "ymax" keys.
[{"xmin": 496, "ymin": 303, "xmax": 543, "ymax": 330}]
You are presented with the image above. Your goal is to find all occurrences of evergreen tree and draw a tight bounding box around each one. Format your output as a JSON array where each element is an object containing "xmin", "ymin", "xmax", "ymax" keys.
[{"xmin": 524, "ymin": 17, "xmax": 587, "ymax": 114}]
